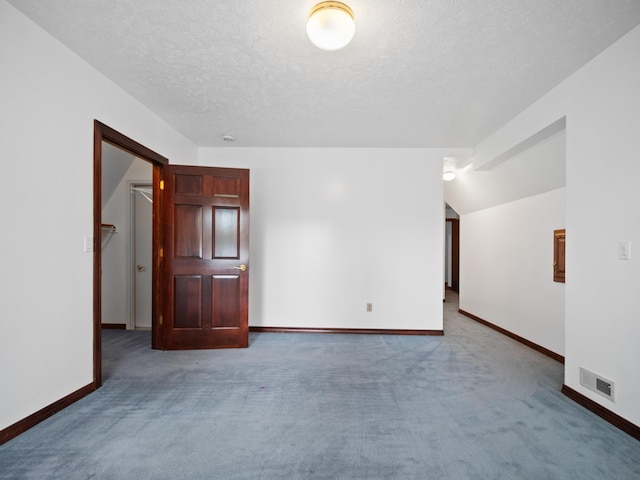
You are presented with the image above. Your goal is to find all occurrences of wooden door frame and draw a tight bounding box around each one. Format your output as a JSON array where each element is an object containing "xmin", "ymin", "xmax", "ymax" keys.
[
  {"xmin": 446, "ymin": 218, "xmax": 459, "ymax": 292},
  {"xmin": 93, "ymin": 121, "xmax": 168, "ymax": 388}
]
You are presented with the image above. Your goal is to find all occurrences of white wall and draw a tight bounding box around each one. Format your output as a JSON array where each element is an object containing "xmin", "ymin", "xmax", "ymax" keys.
[
  {"xmin": 473, "ymin": 25, "xmax": 640, "ymax": 426},
  {"xmin": 0, "ymin": 1, "xmax": 196, "ymax": 431},
  {"xmin": 460, "ymin": 188, "xmax": 566, "ymax": 355},
  {"xmin": 101, "ymin": 158, "xmax": 152, "ymax": 326},
  {"xmin": 198, "ymin": 148, "xmax": 468, "ymax": 331}
]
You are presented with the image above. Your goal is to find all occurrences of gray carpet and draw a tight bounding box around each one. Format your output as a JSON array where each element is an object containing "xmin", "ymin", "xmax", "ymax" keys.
[{"xmin": 1, "ymin": 293, "xmax": 639, "ymax": 479}]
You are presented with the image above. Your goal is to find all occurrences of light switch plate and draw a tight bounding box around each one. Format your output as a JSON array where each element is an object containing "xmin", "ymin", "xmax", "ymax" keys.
[
  {"xmin": 619, "ymin": 241, "xmax": 630, "ymax": 260},
  {"xmin": 84, "ymin": 236, "xmax": 93, "ymax": 253}
]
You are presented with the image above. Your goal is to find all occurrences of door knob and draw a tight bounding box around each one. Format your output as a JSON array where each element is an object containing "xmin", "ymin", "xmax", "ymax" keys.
[
  {"xmin": 233, "ymin": 264, "xmax": 247, "ymax": 271},
  {"xmin": 136, "ymin": 264, "xmax": 145, "ymax": 272}
]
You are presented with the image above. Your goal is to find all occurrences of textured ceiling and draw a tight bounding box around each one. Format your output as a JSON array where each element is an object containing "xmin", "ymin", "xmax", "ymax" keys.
[{"xmin": 9, "ymin": 0, "xmax": 640, "ymax": 147}]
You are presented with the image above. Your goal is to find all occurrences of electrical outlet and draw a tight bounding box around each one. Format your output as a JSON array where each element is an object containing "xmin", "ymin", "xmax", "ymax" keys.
[{"xmin": 366, "ymin": 303, "xmax": 372, "ymax": 312}]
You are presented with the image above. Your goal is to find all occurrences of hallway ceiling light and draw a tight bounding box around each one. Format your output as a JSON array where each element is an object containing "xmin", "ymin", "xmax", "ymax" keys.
[
  {"xmin": 306, "ymin": 2, "xmax": 355, "ymax": 51},
  {"xmin": 443, "ymin": 171, "xmax": 456, "ymax": 182},
  {"xmin": 443, "ymin": 156, "xmax": 458, "ymax": 182}
]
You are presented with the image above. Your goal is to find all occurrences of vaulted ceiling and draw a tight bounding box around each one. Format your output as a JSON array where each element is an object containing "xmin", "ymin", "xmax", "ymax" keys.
[{"xmin": 9, "ymin": 1, "xmax": 640, "ymax": 148}]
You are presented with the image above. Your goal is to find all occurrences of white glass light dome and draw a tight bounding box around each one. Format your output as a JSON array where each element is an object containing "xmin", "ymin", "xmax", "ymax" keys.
[{"xmin": 306, "ymin": 2, "xmax": 355, "ymax": 51}]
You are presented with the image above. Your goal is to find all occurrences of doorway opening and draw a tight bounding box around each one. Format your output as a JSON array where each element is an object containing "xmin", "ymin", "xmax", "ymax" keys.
[
  {"xmin": 101, "ymin": 146, "xmax": 153, "ymax": 331},
  {"xmin": 445, "ymin": 204, "xmax": 460, "ymax": 293},
  {"xmin": 93, "ymin": 121, "xmax": 168, "ymax": 388},
  {"xmin": 130, "ymin": 182, "xmax": 153, "ymax": 330}
]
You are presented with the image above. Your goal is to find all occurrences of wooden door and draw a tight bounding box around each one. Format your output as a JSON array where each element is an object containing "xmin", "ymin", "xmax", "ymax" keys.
[
  {"xmin": 449, "ymin": 219, "xmax": 459, "ymax": 292},
  {"xmin": 160, "ymin": 165, "xmax": 249, "ymax": 349},
  {"xmin": 553, "ymin": 229, "xmax": 565, "ymax": 283}
]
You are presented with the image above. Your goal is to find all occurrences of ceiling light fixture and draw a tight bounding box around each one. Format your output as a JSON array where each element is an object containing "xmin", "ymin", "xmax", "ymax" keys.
[
  {"xmin": 222, "ymin": 134, "xmax": 235, "ymax": 142},
  {"xmin": 306, "ymin": 2, "xmax": 355, "ymax": 51},
  {"xmin": 443, "ymin": 156, "xmax": 457, "ymax": 182},
  {"xmin": 443, "ymin": 171, "xmax": 456, "ymax": 182}
]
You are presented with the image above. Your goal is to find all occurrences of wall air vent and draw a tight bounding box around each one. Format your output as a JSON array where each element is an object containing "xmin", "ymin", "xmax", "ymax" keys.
[{"xmin": 580, "ymin": 367, "xmax": 614, "ymax": 401}]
